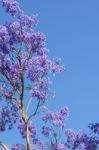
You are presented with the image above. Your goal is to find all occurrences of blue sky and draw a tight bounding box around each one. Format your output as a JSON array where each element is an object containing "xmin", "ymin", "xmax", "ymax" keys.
[
  {"xmin": 20, "ymin": 0, "xmax": 99, "ymax": 130},
  {"xmin": 0, "ymin": 0, "xmax": 99, "ymax": 145}
]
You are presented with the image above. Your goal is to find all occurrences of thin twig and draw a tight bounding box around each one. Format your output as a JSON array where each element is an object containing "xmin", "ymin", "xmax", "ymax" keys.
[
  {"xmin": 27, "ymin": 99, "xmax": 40, "ymax": 123},
  {"xmin": 26, "ymin": 97, "xmax": 33, "ymax": 114}
]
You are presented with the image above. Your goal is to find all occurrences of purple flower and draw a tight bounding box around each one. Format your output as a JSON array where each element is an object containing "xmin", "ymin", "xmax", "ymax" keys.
[
  {"xmin": 42, "ymin": 126, "xmax": 52, "ymax": 137},
  {"xmin": 59, "ymin": 107, "xmax": 69, "ymax": 118},
  {"xmin": 78, "ymin": 143, "xmax": 86, "ymax": 150},
  {"xmin": 65, "ymin": 129, "xmax": 76, "ymax": 146},
  {"xmin": 11, "ymin": 144, "xmax": 26, "ymax": 150},
  {"xmin": 0, "ymin": 0, "xmax": 23, "ymax": 16},
  {"xmin": 0, "ymin": 25, "xmax": 8, "ymax": 38},
  {"xmin": 42, "ymin": 107, "xmax": 69, "ymax": 128},
  {"xmin": 19, "ymin": 14, "xmax": 38, "ymax": 27},
  {"xmin": 18, "ymin": 120, "xmax": 36, "ymax": 139},
  {"xmin": 52, "ymin": 144, "xmax": 66, "ymax": 150},
  {"xmin": 88, "ymin": 123, "xmax": 99, "ymax": 134}
]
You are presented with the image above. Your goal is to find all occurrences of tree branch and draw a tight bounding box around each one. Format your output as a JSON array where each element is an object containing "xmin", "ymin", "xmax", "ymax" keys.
[
  {"xmin": 26, "ymin": 97, "xmax": 33, "ymax": 114},
  {"xmin": 27, "ymin": 99, "xmax": 40, "ymax": 123},
  {"xmin": 0, "ymin": 141, "xmax": 9, "ymax": 150}
]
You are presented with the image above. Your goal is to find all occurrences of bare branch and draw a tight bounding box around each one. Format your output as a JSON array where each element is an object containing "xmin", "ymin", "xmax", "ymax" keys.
[
  {"xmin": 26, "ymin": 97, "xmax": 33, "ymax": 114},
  {"xmin": 27, "ymin": 99, "xmax": 40, "ymax": 123},
  {"xmin": 0, "ymin": 141, "xmax": 9, "ymax": 150}
]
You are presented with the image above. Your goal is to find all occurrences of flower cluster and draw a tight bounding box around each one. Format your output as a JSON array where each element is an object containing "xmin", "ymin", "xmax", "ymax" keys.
[
  {"xmin": 17, "ymin": 120, "xmax": 36, "ymax": 139},
  {"xmin": 41, "ymin": 107, "xmax": 69, "ymax": 149},
  {"xmin": 11, "ymin": 144, "xmax": 26, "ymax": 150},
  {"xmin": 51, "ymin": 144, "xmax": 67, "ymax": 150},
  {"xmin": 0, "ymin": 0, "xmax": 22, "ymax": 16},
  {"xmin": 32, "ymin": 139, "xmax": 45, "ymax": 150},
  {"xmin": 0, "ymin": 7, "xmax": 64, "ymax": 106},
  {"xmin": 0, "ymin": 102, "xmax": 19, "ymax": 131},
  {"xmin": 42, "ymin": 107, "xmax": 69, "ymax": 128},
  {"xmin": 88, "ymin": 123, "xmax": 99, "ymax": 134},
  {"xmin": 65, "ymin": 128, "xmax": 99, "ymax": 150},
  {"xmin": 42, "ymin": 126, "xmax": 52, "ymax": 137}
]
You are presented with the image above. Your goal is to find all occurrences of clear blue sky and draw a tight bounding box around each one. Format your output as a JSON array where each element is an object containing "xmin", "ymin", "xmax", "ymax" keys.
[{"xmin": 0, "ymin": 0, "xmax": 99, "ymax": 145}]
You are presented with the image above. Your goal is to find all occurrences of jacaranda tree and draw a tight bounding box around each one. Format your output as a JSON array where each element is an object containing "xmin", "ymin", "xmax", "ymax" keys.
[{"xmin": 0, "ymin": 0, "xmax": 99, "ymax": 150}]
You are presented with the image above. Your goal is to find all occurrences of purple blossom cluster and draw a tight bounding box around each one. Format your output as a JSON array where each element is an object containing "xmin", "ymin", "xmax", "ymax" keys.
[
  {"xmin": 0, "ymin": 84, "xmax": 14, "ymax": 100},
  {"xmin": 65, "ymin": 128, "xmax": 99, "ymax": 150},
  {"xmin": 42, "ymin": 107, "xmax": 69, "ymax": 128},
  {"xmin": 0, "ymin": 102, "xmax": 19, "ymax": 131},
  {"xmin": 41, "ymin": 107, "xmax": 99, "ymax": 150},
  {"xmin": 17, "ymin": 120, "xmax": 36, "ymax": 139},
  {"xmin": 51, "ymin": 144, "xmax": 67, "ymax": 150},
  {"xmin": 65, "ymin": 129, "xmax": 88, "ymax": 149},
  {"xmin": 0, "ymin": 0, "xmax": 22, "ymax": 16},
  {"xmin": 41, "ymin": 107, "xmax": 69, "ymax": 149},
  {"xmin": 11, "ymin": 144, "xmax": 26, "ymax": 150},
  {"xmin": 32, "ymin": 139, "xmax": 45, "ymax": 150},
  {"xmin": 0, "ymin": 12, "xmax": 64, "ymax": 106},
  {"xmin": 88, "ymin": 123, "xmax": 99, "ymax": 134},
  {"xmin": 42, "ymin": 126, "xmax": 52, "ymax": 137}
]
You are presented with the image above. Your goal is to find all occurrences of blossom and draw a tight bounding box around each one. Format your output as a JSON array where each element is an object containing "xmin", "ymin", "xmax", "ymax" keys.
[
  {"xmin": 52, "ymin": 144, "xmax": 66, "ymax": 150},
  {"xmin": 42, "ymin": 126, "xmax": 52, "ymax": 137},
  {"xmin": 0, "ymin": 0, "xmax": 23, "ymax": 16},
  {"xmin": 0, "ymin": 103, "xmax": 19, "ymax": 131},
  {"xmin": 42, "ymin": 107, "xmax": 69, "ymax": 127},
  {"xmin": 17, "ymin": 120, "xmax": 36, "ymax": 139},
  {"xmin": 65, "ymin": 129, "xmax": 76, "ymax": 147},
  {"xmin": 19, "ymin": 14, "xmax": 38, "ymax": 28},
  {"xmin": 11, "ymin": 144, "xmax": 26, "ymax": 150},
  {"xmin": 88, "ymin": 123, "xmax": 99, "ymax": 134},
  {"xmin": 59, "ymin": 107, "xmax": 69, "ymax": 118}
]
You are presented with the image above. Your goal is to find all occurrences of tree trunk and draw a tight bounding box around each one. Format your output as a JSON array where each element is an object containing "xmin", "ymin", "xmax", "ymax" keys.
[{"xmin": 26, "ymin": 123, "xmax": 31, "ymax": 150}]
